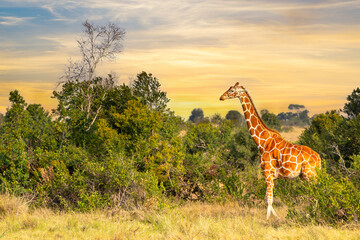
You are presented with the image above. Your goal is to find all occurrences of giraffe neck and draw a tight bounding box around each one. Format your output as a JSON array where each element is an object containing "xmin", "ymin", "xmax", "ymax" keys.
[{"xmin": 239, "ymin": 91, "xmax": 277, "ymax": 151}]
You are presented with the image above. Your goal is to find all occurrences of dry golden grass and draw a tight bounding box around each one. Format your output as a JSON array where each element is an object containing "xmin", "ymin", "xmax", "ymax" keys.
[
  {"xmin": 1, "ymin": 194, "xmax": 360, "ymax": 239},
  {"xmin": 0, "ymin": 193, "xmax": 29, "ymax": 217},
  {"xmin": 280, "ymin": 126, "xmax": 305, "ymax": 143}
]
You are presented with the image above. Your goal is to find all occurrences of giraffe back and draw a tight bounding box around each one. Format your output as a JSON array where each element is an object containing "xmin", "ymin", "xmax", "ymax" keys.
[{"xmin": 262, "ymin": 132, "xmax": 321, "ymax": 180}]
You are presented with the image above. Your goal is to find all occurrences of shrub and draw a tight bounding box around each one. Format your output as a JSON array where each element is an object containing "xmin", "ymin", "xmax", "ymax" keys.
[
  {"xmin": 183, "ymin": 122, "xmax": 224, "ymax": 155},
  {"xmin": 0, "ymin": 133, "xmax": 29, "ymax": 193},
  {"xmin": 276, "ymin": 166, "xmax": 360, "ymax": 225}
]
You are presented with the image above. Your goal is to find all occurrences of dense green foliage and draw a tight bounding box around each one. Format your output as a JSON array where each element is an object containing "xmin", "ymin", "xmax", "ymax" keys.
[
  {"xmin": 260, "ymin": 109, "xmax": 282, "ymax": 131},
  {"xmin": 299, "ymin": 110, "xmax": 360, "ymax": 167},
  {"xmin": 276, "ymin": 167, "xmax": 360, "ymax": 224},
  {"xmin": 225, "ymin": 110, "xmax": 243, "ymax": 123},
  {"xmin": 1, "ymin": 79, "xmax": 256, "ymax": 210},
  {"xmin": 343, "ymin": 87, "xmax": 360, "ymax": 119},
  {"xmin": 188, "ymin": 108, "xmax": 205, "ymax": 123},
  {"xmin": 132, "ymin": 71, "xmax": 170, "ymax": 112}
]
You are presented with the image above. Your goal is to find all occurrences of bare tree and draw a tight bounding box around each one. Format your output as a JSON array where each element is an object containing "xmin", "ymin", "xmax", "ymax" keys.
[{"xmin": 55, "ymin": 21, "xmax": 125, "ymax": 133}]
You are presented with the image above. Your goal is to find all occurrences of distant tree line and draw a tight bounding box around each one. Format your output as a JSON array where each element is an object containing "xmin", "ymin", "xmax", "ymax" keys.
[{"xmin": 188, "ymin": 103, "xmax": 311, "ymax": 131}]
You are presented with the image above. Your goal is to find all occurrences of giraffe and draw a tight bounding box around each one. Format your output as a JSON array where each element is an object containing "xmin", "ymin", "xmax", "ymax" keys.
[{"xmin": 220, "ymin": 82, "xmax": 321, "ymax": 220}]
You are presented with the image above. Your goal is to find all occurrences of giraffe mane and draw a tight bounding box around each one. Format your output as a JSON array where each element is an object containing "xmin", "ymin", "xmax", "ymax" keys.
[{"xmin": 244, "ymin": 89, "xmax": 281, "ymax": 136}]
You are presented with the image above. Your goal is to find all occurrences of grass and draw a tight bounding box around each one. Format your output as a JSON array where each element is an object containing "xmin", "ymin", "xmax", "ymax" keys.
[
  {"xmin": 280, "ymin": 126, "xmax": 305, "ymax": 143},
  {"xmin": 1, "ymin": 194, "xmax": 360, "ymax": 239}
]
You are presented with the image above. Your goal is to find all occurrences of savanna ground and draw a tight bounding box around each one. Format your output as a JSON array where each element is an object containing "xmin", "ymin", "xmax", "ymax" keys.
[
  {"xmin": 1, "ymin": 194, "xmax": 360, "ymax": 240},
  {"xmin": 279, "ymin": 127, "xmax": 305, "ymax": 143}
]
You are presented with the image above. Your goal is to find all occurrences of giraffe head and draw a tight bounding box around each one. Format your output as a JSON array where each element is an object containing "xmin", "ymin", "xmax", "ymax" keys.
[{"xmin": 219, "ymin": 82, "xmax": 246, "ymax": 101}]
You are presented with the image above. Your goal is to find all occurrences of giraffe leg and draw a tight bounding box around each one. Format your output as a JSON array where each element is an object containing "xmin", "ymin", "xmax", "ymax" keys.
[
  {"xmin": 267, "ymin": 205, "xmax": 278, "ymax": 220},
  {"xmin": 271, "ymin": 205, "xmax": 278, "ymax": 217},
  {"xmin": 265, "ymin": 172, "xmax": 278, "ymax": 220}
]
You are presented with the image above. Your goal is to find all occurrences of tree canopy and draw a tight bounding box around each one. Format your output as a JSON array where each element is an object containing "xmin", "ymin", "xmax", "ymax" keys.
[
  {"xmin": 343, "ymin": 87, "xmax": 360, "ymax": 118},
  {"xmin": 132, "ymin": 71, "xmax": 170, "ymax": 112},
  {"xmin": 225, "ymin": 110, "xmax": 243, "ymax": 123},
  {"xmin": 189, "ymin": 108, "xmax": 204, "ymax": 123},
  {"xmin": 288, "ymin": 104, "xmax": 305, "ymax": 110},
  {"xmin": 260, "ymin": 109, "xmax": 281, "ymax": 131}
]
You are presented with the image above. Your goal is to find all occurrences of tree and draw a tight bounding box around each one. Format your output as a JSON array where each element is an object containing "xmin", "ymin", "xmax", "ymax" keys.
[
  {"xmin": 113, "ymin": 100, "xmax": 162, "ymax": 143},
  {"xmin": 183, "ymin": 122, "xmax": 223, "ymax": 154},
  {"xmin": 0, "ymin": 91, "xmax": 58, "ymax": 190},
  {"xmin": 298, "ymin": 109, "xmax": 310, "ymax": 125},
  {"xmin": 277, "ymin": 104, "xmax": 310, "ymax": 127},
  {"xmin": 54, "ymin": 21, "xmax": 125, "ymax": 128},
  {"xmin": 53, "ymin": 21, "xmax": 125, "ymax": 145},
  {"xmin": 260, "ymin": 109, "xmax": 281, "ymax": 131},
  {"xmin": 299, "ymin": 110, "xmax": 345, "ymax": 161},
  {"xmin": 0, "ymin": 113, "xmax": 4, "ymax": 127},
  {"xmin": 211, "ymin": 113, "xmax": 223, "ymax": 125},
  {"xmin": 343, "ymin": 87, "xmax": 360, "ymax": 118},
  {"xmin": 5, "ymin": 90, "xmax": 27, "ymax": 123},
  {"xmin": 225, "ymin": 110, "xmax": 243, "ymax": 123},
  {"xmin": 288, "ymin": 104, "xmax": 305, "ymax": 110},
  {"xmin": 132, "ymin": 71, "xmax": 169, "ymax": 112},
  {"xmin": 100, "ymin": 83, "xmax": 137, "ymax": 128},
  {"xmin": 3, "ymin": 91, "xmax": 57, "ymax": 151},
  {"xmin": 24, "ymin": 104, "xmax": 57, "ymax": 151},
  {"xmin": 53, "ymin": 75, "xmax": 116, "ymax": 146},
  {"xmin": 189, "ymin": 108, "xmax": 204, "ymax": 123},
  {"xmin": 64, "ymin": 21, "xmax": 125, "ymax": 85},
  {"xmin": 111, "ymin": 100, "xmax": 185, "ymax": 191},
  {"xmin": 0, "ymin": 91, "xmax": 29, "ymax": 189}
]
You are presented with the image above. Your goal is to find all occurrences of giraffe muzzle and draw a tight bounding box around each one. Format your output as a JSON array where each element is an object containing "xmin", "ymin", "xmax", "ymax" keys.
[{"xmin": 220, "ymin": 95, "xmax": 226, "ymax": 101}]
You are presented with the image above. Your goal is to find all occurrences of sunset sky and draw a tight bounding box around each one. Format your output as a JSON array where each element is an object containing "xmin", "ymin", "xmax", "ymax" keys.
[{"xmin": 0, "ymin": 0, "xmax": 359, "ymax": 119}]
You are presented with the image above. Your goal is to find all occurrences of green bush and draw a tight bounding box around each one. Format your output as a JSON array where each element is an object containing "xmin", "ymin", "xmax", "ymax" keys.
[
  {"xmin": 183, "ymin": 122, "xmax": 223, "ymax": 154},
  {"xmin": 0, "ymin": 132, "xmax": 29, "ymax": 192},
  {"xmin": 351, "ymin": 155, "xmax": 360, "ymax": 172},
  {"xmin": 275, "ymin": 165, "xmax": 360, "ymax": 225}
]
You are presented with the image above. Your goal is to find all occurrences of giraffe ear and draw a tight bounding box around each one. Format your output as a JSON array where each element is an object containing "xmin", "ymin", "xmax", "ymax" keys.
[{"xmin": 235, "ymin": 82, "xmax": 240, "ymax": 86}]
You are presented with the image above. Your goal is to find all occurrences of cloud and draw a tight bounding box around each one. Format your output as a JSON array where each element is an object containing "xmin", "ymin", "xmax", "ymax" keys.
[
  {"xmin": 0, "ymin": 0, "xmax": 359, "ymax": 118},
  {"xmin": 0, "ymin": 16, "xmax": 32, "ymax": 25}
]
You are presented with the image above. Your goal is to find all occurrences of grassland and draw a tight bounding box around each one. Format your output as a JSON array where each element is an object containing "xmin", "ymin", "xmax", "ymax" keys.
[
  {"xmin": 1, "ymin": 194, "xmax": 360, "ymax": 240},
  {"xmin": 280, "ymin": 126, "xmax": 305, "ymax": 143}
]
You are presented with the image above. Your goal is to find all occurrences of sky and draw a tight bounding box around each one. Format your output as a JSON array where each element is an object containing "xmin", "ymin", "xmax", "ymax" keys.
[{"xmin": 0, "ymin": 0, "xmax": 359, "ymax": 119}]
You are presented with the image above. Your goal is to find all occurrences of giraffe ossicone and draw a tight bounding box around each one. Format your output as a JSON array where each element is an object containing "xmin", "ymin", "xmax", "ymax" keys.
[{"xmin": 220, "ymin": 82, "xmax": 321, "ymax": 220}]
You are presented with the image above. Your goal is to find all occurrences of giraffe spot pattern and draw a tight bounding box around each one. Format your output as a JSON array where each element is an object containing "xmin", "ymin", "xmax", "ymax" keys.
[
  {"xmin": 220, "ymin": 83, "xmax": 322, "ymax": 219},
  {"xmin": 240, "ymin": 92, "xmax": 321, "ymax": 200}
]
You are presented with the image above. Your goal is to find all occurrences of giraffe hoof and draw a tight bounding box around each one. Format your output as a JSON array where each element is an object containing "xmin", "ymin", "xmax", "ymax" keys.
[{"xmin": 266, "ymin": 205, "xmax": 279, "ymax": 220}]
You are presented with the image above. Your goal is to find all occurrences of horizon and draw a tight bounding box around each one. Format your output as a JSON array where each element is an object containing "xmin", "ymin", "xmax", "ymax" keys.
[{"xmin": 1, "ymin": 0, "xmax": 359, "ymax": 119}]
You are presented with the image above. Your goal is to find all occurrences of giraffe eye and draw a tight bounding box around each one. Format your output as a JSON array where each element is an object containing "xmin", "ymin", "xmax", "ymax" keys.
[{"xmin": 230, "ymin": 89, "xmax": 235, "ymax": 93}]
